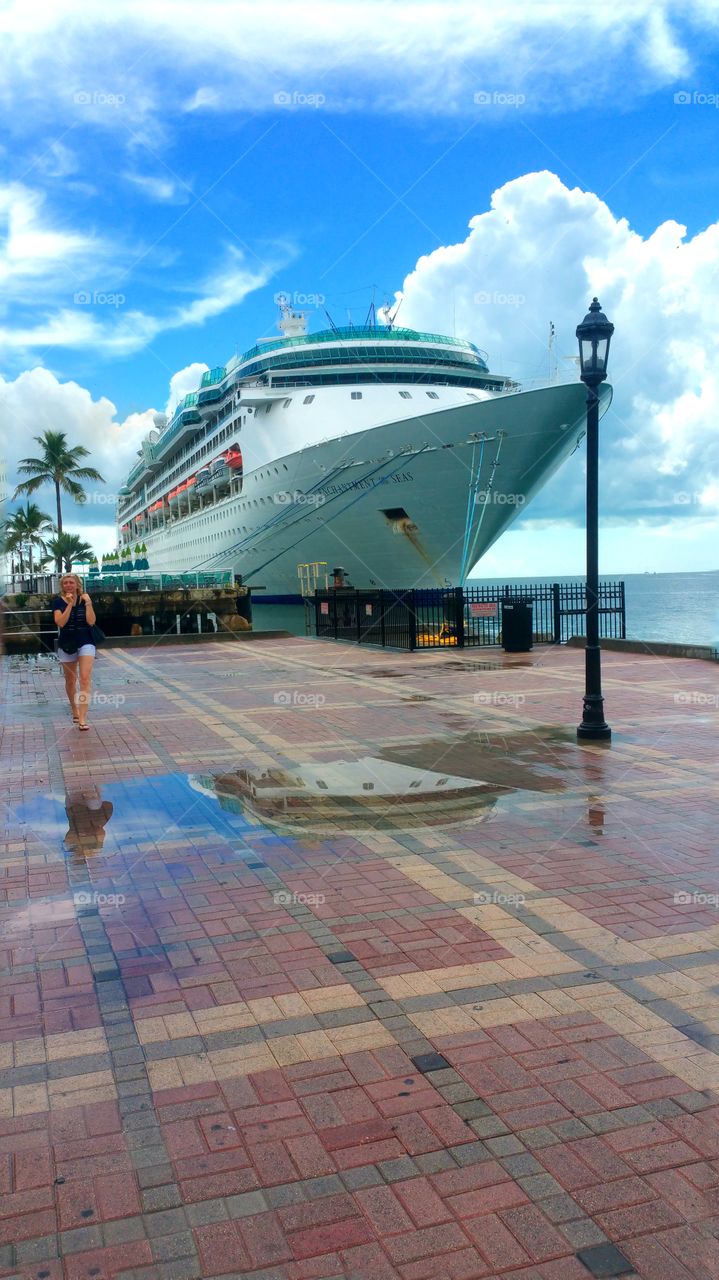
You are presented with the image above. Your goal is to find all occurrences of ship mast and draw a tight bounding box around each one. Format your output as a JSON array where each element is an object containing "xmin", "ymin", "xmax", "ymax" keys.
[{"xmin": 278, "ymin": 302, "xmax": 307, "ymax": 338}]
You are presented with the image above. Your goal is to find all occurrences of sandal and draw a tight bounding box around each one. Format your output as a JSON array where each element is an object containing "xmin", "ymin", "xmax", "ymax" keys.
[{"xmin": 78, "ymin": 723, "xmax": 90, "ymax": 731}]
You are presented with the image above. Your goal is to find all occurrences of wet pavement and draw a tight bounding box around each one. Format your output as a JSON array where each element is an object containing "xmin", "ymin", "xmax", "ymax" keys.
[{"xmin": 1, "ymin": 637, "xmax": 718, "ymax": 1280}]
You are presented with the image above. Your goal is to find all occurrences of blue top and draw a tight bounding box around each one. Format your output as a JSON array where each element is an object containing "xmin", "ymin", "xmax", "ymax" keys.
[{"xmin": 52, "ymin": 596, "xmax": 93, "ymax": 650}]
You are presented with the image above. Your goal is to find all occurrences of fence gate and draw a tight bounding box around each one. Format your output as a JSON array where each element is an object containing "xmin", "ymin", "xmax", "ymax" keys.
[{"xmin": 314, "ymin": 582, "xmax": 626, "ymax": 651}]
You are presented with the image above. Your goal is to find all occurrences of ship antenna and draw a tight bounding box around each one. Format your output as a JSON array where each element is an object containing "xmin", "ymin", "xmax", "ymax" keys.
[
  {"xmin": 364, "ymin": 285, "xmax": 378, "ymax": 330},
  {"xmin": 387, "ymin": 296, "xmax": 402, "ymax": 329},
  {"xmin": 324, "ymin": 309, "xmax": 339, "ymax": 333}
]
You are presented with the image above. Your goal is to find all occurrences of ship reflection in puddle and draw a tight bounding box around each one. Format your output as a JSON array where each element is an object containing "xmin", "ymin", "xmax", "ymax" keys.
[
  {"xmin": 191, "ymin": 726, "xmax": 576, "ymax": 837},
  {"xmin": 190, "ymin": 759, "xmax": 499, "ymax": 835}
]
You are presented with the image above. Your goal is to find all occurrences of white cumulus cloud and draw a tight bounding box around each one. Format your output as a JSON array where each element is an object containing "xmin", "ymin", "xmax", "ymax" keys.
[
  {"xmin": 165, "ymin": 362, "xmax": 209, "ymax": 417},
  {"xmin": 391, "ymin": 170, "xmax": 719, "ymax": 530}
]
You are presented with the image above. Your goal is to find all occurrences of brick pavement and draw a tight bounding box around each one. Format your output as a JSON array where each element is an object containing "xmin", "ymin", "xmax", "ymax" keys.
[{"xmin": 1, "ymin": 637, "xmax": 718, "ymax": 1280}]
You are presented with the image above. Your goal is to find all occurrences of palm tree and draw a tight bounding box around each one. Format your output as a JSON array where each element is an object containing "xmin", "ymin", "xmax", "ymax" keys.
[
  {"xmin": 14, "ymin": 431, "xmax": 105, "ymax": 572},
  {"xmin": 5, "ymin": 502, "xmax": 53, "ymax": 590},
  {"xmin": 44, "ymin": 532, "xmax": 95, "ymax": 574}
]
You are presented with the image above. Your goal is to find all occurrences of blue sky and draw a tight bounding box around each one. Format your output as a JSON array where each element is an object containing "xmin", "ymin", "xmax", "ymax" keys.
[{"xmin": 1, "ymin": 1, "xmax": 719, "ymax": 573}]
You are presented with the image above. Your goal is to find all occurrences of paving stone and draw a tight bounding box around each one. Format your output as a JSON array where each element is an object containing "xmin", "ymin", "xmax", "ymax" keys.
[
  {"xmin": 59, "ymin": 1225, "xmax": 104, "ymax": 1253},
  {"xmin": 303, "ymin": 1175, "xmax": 345, "ymax": 1199},
  {"xmin": 340, "ymin": 1165, "xmax": 384, "ymax": 1190},
  {"xmin": 264, "ymin": 1184, "xmax": 307, "ymax": 1209},
  {"xmin": 14, "ymin": 1235, "xmax": 59, "ymax": 1264},
  {"xmin": 437, "ymin": 1083, "xmax": 476, "ymax": 1103},
  {"xmin": 150, "ymin": 1230, "xmax": 197, "ymax": 1262},
  {"xmin": 576, "ymin": 1242, "xmax": 635, "ymax": 1276},
  {"xmin": 102, "ymin": 1217, "xmax": 147, "ymax": 1244},
  {"xmin": 142, "ymin": 1185, "xmax": 183, "ymax": 1212},
  {"xmin": 415, "ymin": 1150, "xmax": 457, "ymax": 1174},
  {"xmin": 410, "ymin": 1052, "xmax": 451, "ymax": 1074},
  {"xmin": 130, "ymin": 1146, "xmax": 171, "ymax": 1169},
  {"xmin": 486, "ymin": 1135, "xmax": 526, "ymax": 1156},
  {"xmin": 448, "ymin": 1142, "xmax": 491, "ymax": 1166},
  {"xmin": 224, "ymin": 1191, "xmax": 268, "ymax": 1218},
  {"xmin": 137, "ymin": 1165, "xmax": 175, "ymax": 1189},
  {"xmin": 144, "ymin": 1209, "xmax": 189, "ymax": 1238},
  {"xmin": 469, "ymin": 1116, "xmax": 512, "ymax": 1139},
  {"xmin": 518, "ymin": 1172, "xmax": 565, "ymax": 1199},
  {"xmin": 377, "ymin": 1156, "xmax": 419, "ymax": 1182}
]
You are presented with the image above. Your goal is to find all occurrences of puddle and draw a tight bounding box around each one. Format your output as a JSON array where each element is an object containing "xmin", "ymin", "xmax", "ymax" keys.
[
  {"xmin": 10, "ymin": 773, "xmax": 289, "ymax": 868},
  {"xmin": 8, "ymin": 724, "xmax": 602, "ymax": 866},
  {"xmin": 379, "ymin": 725, "xmax": 576, "ymax": 794}
]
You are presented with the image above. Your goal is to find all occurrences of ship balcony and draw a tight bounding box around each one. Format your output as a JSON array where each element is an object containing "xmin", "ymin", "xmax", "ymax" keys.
[
  {"xmin": 153, "ymin": 407, "xmax": 203, "ymax": 461},
  {"xmin": 237, "ymin": 387, "xmax": 287, "ymax": 407}
]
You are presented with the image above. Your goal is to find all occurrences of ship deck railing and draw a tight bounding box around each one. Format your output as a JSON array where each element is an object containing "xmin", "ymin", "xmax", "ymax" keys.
[{"xmin": 82, "ymin": 569, "xmax": 235, "ymax": 592}]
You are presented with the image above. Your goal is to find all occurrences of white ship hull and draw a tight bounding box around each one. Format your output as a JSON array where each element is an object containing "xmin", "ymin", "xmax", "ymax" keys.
[{"xmin": 126, "ymin": 382, "xmax": 607, "ymax": 597}]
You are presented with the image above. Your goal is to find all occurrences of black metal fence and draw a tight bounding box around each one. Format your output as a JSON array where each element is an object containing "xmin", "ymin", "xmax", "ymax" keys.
[{"xmin": 314, "ymin": 582, "xmax": 626, "ymax": 650}]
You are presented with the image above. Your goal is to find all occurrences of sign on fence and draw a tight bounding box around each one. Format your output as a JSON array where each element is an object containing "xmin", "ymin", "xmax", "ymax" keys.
[
  {"xmin": 365, "ymin": 604, "xmax": 373, "ymax": 616},
  {"xmin": 320, "ymin": 602, "xmax": 329, "ymax": 615},
  {"xmin": 470, "ymin": 601, "xmax": 498, "ymax": 617}
]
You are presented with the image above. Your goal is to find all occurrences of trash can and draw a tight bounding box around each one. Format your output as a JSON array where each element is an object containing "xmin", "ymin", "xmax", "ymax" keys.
[{"xmin": 501, "ymin": 599, "xmax": 533, "ymax": 652}]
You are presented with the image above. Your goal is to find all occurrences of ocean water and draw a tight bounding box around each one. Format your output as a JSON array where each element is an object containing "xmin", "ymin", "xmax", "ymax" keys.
[{"xmin": 251, "ymin": 570, "xmax": 719, "ymax": 647}]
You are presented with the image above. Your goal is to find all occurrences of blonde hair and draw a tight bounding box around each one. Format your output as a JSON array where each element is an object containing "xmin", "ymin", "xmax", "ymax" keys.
[{"xmin": 60, "ymin": 573, "xmax": 84, "ymax": 594}]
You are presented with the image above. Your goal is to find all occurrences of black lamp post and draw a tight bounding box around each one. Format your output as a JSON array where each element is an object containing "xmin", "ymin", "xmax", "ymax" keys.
[{"xmin": 576, "ymin": 297, "xmax": 613, "ymax": 741}]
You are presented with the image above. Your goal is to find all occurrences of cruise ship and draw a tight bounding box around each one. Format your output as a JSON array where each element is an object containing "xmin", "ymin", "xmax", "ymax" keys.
[{"xmin": 116, "ymin": 306, "xmax": 611, "ymax": 597}]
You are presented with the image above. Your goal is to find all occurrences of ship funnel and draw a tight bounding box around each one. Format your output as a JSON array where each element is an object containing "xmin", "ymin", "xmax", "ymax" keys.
[{"xmin": 153, "ymin": 411, "xmax": 168, "ymax": 430}]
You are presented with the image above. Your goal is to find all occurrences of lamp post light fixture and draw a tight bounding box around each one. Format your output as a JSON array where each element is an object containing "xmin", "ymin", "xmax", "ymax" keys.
[{"xmin": 576, "ymin": 297, "xmax": 614, "ymax": 742}]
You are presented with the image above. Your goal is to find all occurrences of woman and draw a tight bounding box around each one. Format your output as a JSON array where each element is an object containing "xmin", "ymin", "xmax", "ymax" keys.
[{"xmin": 52, "ymin": 573, "xmax": 97, "ymax": 730}]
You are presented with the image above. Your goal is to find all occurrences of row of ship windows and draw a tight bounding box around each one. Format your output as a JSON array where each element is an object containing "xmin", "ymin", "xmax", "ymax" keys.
[
  {"xmin": 172, "ymin": 532, "xmax": 249, "ymax": 548},
  {"xmin": 265, "ymin": 389, "xmax": 441, "ymax": 413},
  {"xmin": 312, "ymin": 778, "xmax": 449, "ymax": 790}
]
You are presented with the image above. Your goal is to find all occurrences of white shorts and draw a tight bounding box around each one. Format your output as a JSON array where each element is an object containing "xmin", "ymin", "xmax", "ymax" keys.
[{"xmin": 57, "ymin": 645, "xmax": 96, "ymax": 662}]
